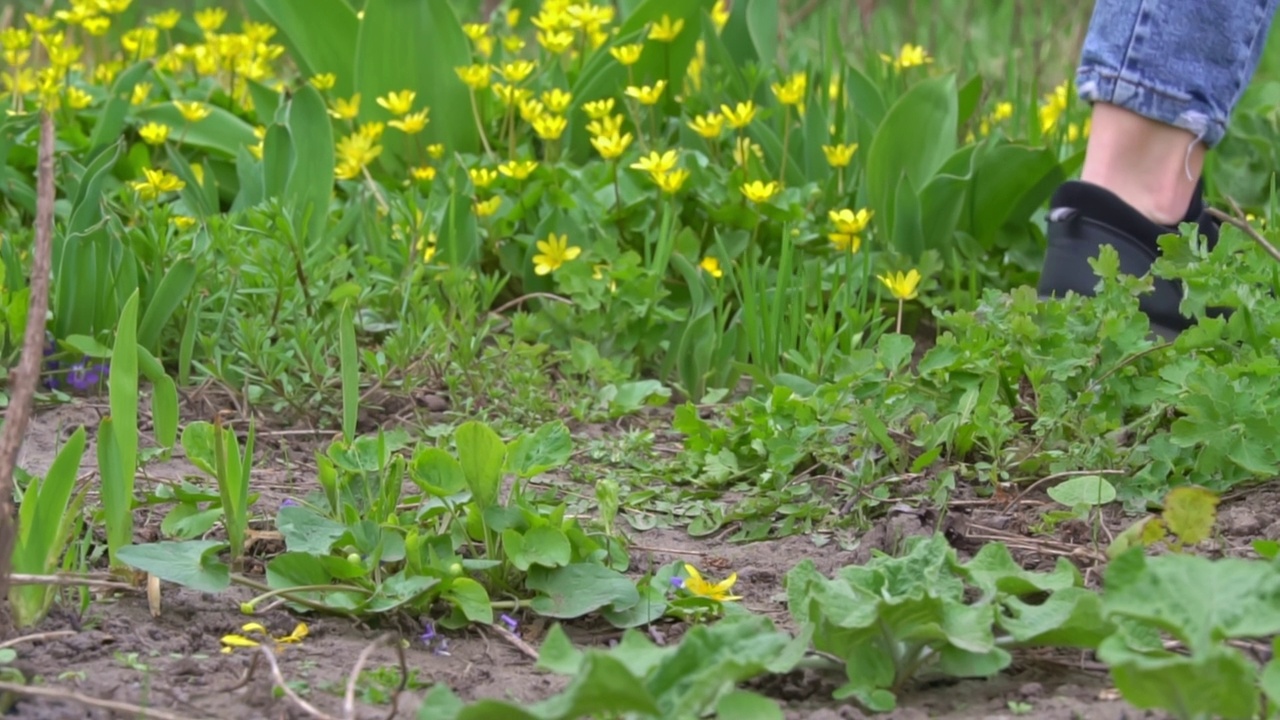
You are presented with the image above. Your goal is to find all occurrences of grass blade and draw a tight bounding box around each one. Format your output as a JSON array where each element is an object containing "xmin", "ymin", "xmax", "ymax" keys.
[{"xmin": 340, "ymin": 300, "xmax": 359, "ymax": 444}]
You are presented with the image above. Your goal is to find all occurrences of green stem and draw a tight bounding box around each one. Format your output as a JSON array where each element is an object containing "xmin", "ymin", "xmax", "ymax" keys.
[{"xmin": 779, "ymin": 105, "xmax": 792, "ymax": 185}]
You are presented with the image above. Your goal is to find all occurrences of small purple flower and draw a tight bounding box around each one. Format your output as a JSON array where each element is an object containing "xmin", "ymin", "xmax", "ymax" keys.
[
  {"xmin": 65, "ymin": 360, "xmax": 109, "ymax": 392},
  {"xmin": 670, "ymin": 576, "xmax": 685, "ymax": 589},
  {"xmin": 280, "ymin": 498, "xmax": 298, "ymax": 508},
  {"xmin": 432, "ymin": 638, "xmax": 450, "ymax": 657},
  {"xmin": 420, "ymin": 621, "xmax": 436, "ymax": 644},
  {"xmin": 499, "ymin": 614, "xmax": 518, "ymax": 632}
]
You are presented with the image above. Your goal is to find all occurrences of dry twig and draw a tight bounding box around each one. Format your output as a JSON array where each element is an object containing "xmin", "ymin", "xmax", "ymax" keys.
[
  {"xmin": 0, "ymin": 111, "xmax": 57, "ymax": 632},
  {"xmin": 342, "ymin": 632, "xmax": 407, "ymax": 720},
  {"xmin": 0, "ymin": 680, "xmax": 207, "ymax": 720},
  {"xmin": 489, "ymin": 624, "xmax": 540, "ymax": 662},
  {"xmin": 0, "ymin": 630, "xmax": 76, "ymax": 649},
  {"xmin": 258, "ymin": 643, "xmax": 340, "ymax": 720}
]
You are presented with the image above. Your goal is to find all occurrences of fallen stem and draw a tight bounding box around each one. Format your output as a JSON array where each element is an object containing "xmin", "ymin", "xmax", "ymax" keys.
[
  {"xmin": 343, "ymin": 632, "xmax": 398, "ymax": 720},
  {"xmin": 259, "ymin": 643, "xmax": 339, "ymax": 720},
  {"xmin": 0, "ymin": 680, "xmax": 206, "ymax": 720},
  {"xmin": 0, "ymin": 630, "xmax": 77, "ymax": 649}
]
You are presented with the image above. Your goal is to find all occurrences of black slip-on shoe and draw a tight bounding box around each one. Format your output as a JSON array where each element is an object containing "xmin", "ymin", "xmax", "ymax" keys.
[{"xmin": 1036, "ymin": 181, "xmax": 1220, "ymax": 341}]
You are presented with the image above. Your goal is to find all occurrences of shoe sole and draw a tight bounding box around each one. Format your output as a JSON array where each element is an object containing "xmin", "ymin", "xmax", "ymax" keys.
[{"xmin": 1036, "ymin": 294, "xmax": 1180, "ymax": 343}]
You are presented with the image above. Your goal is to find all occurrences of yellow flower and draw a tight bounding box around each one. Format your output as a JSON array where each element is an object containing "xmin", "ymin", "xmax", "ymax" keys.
[
  {"xmin": 699, "ymin": 256, "xmax": 723, "ymax": 278},
  {"xmin": 822, "ymin": 143, "xmax": 858, "ymax": 168},
  {"xmin": 130, "ymin": 82, "xmax": 151, "ymax": 106},
  {"xmin": 687, "ymin": 112, "xmax": 725, "ymax": 140},
  {"xmin": 532, "ymin": 113, "xmax": 567, "ymax": 140},
  {"xmin": 625, "ymin": 80, "xmax": 666, "ymax": 106},
  {"xmin": 830, "ymin": 233, "xmax": 861, "ymax": 253},
  {"xmin": 829, "ymin": 208, "xmax": 873, "ymax": 235},
  {"xmin": 139, "ymin": 122, "xmax": 170, "ymax": 145},
  {"xmin": 170, "ymin": 215, "xmax": 197, "ymax": 231},
  {"xmin": 502, "ymin": 36, "xmax": 526, "ymax": 54},
  {"xmin": 732, "ymin": 137, "xmax": 763, "ymax": 166},
  {"xmin": 492, "ymin": 82, "xmax": 531, "ymax": 107},
  {"xmin": 711, "ymin": 0, "xmax": 730, "ymax": 32},
  {"xmin": 474, "ymin": 195, "xmax": 502, "ymax": 217},
  {"xmin": 64, "ymin": 87, "xmax": 92, "ymax": 110},
  {"xmin": 541, "ymin": 88, "xmax": 572, "ymax": 114},
  {"xmin": 131, "ymin": 167, "xmax": 185, "ymax": 200},
  {"xmin": 771, "ymin": 72, "xmax": 806, "ymax": 106},
  {"xmin": 389, "ymin": 109, "xmax": 429, "ymax": 134},
  {"xmin": 24, "ymin": 15, "xmax": 56, "ymax": 34},
  {"xmin": 0, "ymin": 28, "xmax": 32, "ymax": 51},
  {"xmin": 519, "ymin": 98, "xmax": 546, "ymax": 123},
  {"xmin": 721, "ymin": 100, "xmax": 757, "ymax": 129},
  {"xmin": 653, "ymin": 169, "xmax": 689, "ymax": 194},
  {"xmin": 537, "ymin": 30, "xmax": 575, "ymax": 54},
  {"xmin": 462, "ymin": 23, "xmax": 489, "ymax": 41},
  {"xmin": 880, "ymin": 43, "xmax": 931, "ymax": 70},
  {"xmin": 329, "ymin": 93, "xmax": 360, "ymax": 120},
  {"xmin": 427, "ymin": 143, "xmax": 445, "ymax": 159},
  {"xmin": 82, "ymin": 17, "xmax": 111, "ymax": 36},
  {"xmin": 648, "ymin": 14, "xmax": 684, "ymax": 42},
  {"xmin": 194, "ymin": 7, "xmax": 227, "ymax": 33},
  {"xmin": 878, "ymin": 269, "xmax": 922, "ymax": 301},
  {"xmin": 121, "ymin": 27, "xmax": 159, "ymax": 58},
  {"xmin": 680, "ymin": 564, "xmax": 741, "ymax": 601},
  {"xmin": 991, "ymin": 101, "xmax": 1014, "ymax": 122},
  {"xmin": 469, "ymin": 167, "xmax": 498, "ymax": 188},
  {"xmin": 416, "ymin": 233, "xmax": 438, "ymax": 263},
  {"xmin": 740, "ymin": 180, "xmax": 779, "ymax": 204},
  {"xmin": 499, "ymin": 60, "xmax": 536, "ymax": 83},
  {"xmin": 410, "ymin": 165, "xmax": 437, "ymax": 181},
  {"xmin": 609, "ymin": 43, "xmax": 643, "ymax": 66},
  {"xmin": 630, "ymin": 150, "xmax": 679, "ymax": 175},
  {"xmin": 376, "ymin": 89, "xmax": 415, "ymax": 116},
  {"xmin": 173, "ymin": 100, "xmax": 211, "ymax": 122},
  {"xmin": 334, "ymin": 130, "xmax": 382, "ymax": 180},
  {"xmin": 591, "ymin": 132, "xmax": 633, "ymax": 160},
  {"xmin": 533, "ymin": 233, "xmax": 582, "ymax": 275},
  {"xmin": 147, "ymin": 9, "xmax": 181, "ymax": 30},
  {"xmin": 505, "ymin": 8, "xmax": 522, "ymax": 27},
  {"xmin": 582, "ymin": 98, "xmax": 615, "ymax": 119},
  {"xmin": 1039, "ymin": 82, "xmax": 1070, "ymax": 133},
  {"xmin": 310, "ymin": 73, "xmax": 337, "ymax": 91},
  {"xmin": 585, "ymin": 113, "xmax": 625, "ymax": 138},
  {"xmin": 358, "ymin": 121, "xmax": 384, "ymax": 142},
  {"xmin": 220, "ymin": 622, "xmax": 308, "ymax": 654},
  {"xmin": 498, "ymin": 159, "xmax": 538, "ymax": 181},
  {"xmin": 455, "ymin": 64, "xmax": 492, "ymax": 90}
]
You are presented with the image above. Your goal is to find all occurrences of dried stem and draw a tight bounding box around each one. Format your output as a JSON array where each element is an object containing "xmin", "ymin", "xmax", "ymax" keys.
[
  {"xmin": 258, "ymin": 643, "xmax": 339, "ymax": 720},
  {"xmin": 0, "ymin": 680, "xmax": 205, "ymax": 720},
  {"xmin": 342, "ymin": 632, "xmax": 404, "ymax": 720},
  {"xmin": 0, "ymin": 111, "xmax": 57, "ymax": 633}
]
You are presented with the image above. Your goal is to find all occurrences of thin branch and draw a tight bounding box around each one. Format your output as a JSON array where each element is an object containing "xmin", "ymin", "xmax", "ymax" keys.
[
  {"xmin": 8, "ymin": 573, "xmax": 136, "ymax": 590},
  {"xmin": 0, "ymin": 630, "xmax": 76, "ymax": 649},
  {"xmin": 343, "ymin": 632, "xmax": 395, "ymax": 720},
  {"xmin": 258, "ymin": 643, "xmax": 339, "ymax": 720},
  {"xmin": 0, "ymin": 680, "xmax": 206, "ymax": 720},
  {"xmin": 0, "ymin": 110, "xmax": 57, "ymax": 629},
  {"xmin": 489, "ymin": 624, "xmax": 539, "ymax": 662},
  {"xmin": 1208, "ymin": 205, "xmax": 1280, "ymax": 265}
]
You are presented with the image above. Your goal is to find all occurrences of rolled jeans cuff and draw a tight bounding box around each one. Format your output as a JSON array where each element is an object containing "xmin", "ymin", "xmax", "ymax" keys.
[{"xmin": 1075, "ymin": 67, "xmax": 1227, "ymax": 147}]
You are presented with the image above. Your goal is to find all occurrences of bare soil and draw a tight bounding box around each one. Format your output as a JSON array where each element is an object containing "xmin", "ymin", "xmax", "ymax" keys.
[{"xmin": 9, "ymin": 401, "xmax": 1278, "ymax": 720}]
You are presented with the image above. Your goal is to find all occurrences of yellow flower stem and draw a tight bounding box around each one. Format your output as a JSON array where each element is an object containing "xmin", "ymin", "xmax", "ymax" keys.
[
  {"xmin": 611, "ymin": 158, "xmax": 622, "ymax": 218},
  {"xmin": 505, "ymin": 102, "xmax": 516, "ymax": 160},
  {"xmin": 778, "ymin": 105, "xmax": 792, "ymax": 185},
  {"xmin": 896, "ymin": 297, "xmax": 904, "ymax": 335},
  {"xmin": 468, "ymin": 88, "xmax": 495, "ymax": 160},
  {"xmin": 361, "ymin": 164, "xmax": 390, "ymax": 213},
  {"xmin": 623, "ymin": 97, "xmax": 649, "ymax": 153},
  {"xmin": 837, "ymin": 164, "xmax": 844, "ymax": 196}
]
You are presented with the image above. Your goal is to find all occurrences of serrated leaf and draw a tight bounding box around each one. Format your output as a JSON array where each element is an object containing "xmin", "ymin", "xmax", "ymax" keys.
[{"xmin": 1161, "ymin": 486, "xmax": 1219, "ymax": 546}]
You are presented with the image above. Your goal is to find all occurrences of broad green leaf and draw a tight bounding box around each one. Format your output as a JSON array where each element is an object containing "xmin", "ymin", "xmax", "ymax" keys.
[
  {"xmin": 1098, "ymin": 636, "xmax": 1259, "ymax": 720},
  {"xmin": 444, "ymin": 577, "xmax": 493, "ymax": 625},
  {"xmin": 505, "ymin": 421, "xmax": 573, "ymax": 479},
  {"xmin": 600, "ymin": 583, "xmax": 667, "ymax": 628},
  {"xmin": 117, "ymin": 541, "xmax": 230, "ymax": 593},
  {"xmin": 743, "ymin": 0, "xmax": 779, "ymax": 69},
  {"xmin": 88, "ymin": 61, "xmax": 152, "ymax": 153},
  {"xmin": 276, "ymin": 505, "xmax": 347, "ymax": 554},
  {"xmin": 355, "ymin": 0, "xmax": 477, "ymax": 167},
  {"xmin": 248, "ymin": 0, "xmax": 358, "ymax": 97},
  {"xmin": 136, "ymin": 104, "xmax": 256, "ymax": 158},
  {"xmin": 535, "ymin": 624, "xmax": 584, "ymax": 675},
  {"xmin": 526, "ymin": 564, "xmax": 639, "ymax": 618},
  {"xmin": 958, "ymin": 542, "xmax": 1081, "ymax": 598},
  {"xmin": 715, "ymin": 691, "xmax": 782, "ymax": 720},
  {"xmin": 137, "ymin": 259, "xmax": 196, "ymax": 353},
  {"xmin": 1161, "ymin": 486, "xmax": 1219, "ymax": 546},
  {"xmin": 998, "ymin": 587, "xmax": 1113, "ymax": 648},
  {"xmin": 416, "ymin": 686, "xmax": 465, "ymax": 720},
  {"xmin": 104, "ymin": 291, "xmax": 140, "ymax": 566},
  {"xmin": 522, "ymin": 526, "xmax": 573, "ymax": 569},
  {"xmin": 527, "ymin": 654, "xmax": 659, "ymax": 719},
  {"xmin": 1047, "ymin": 475, "xmax": 1117, "ymax": 507},
  {"xmin": 455, "ymin": 422, "xmax": 506, "ymax": 509},
  {"xmin": 261, "ymin": 123, "xmax": 293, "ymax": 200},
  {"xmin": 284, "ymin": 84, "xmax": 335, "ymax": 245},
  {"xmin": 180, "ymin": 422, "xmax": 219, "ymax": 477},
  {"xmin": 160, "ymin": 503, "xmax": 223, "ymax": 539},
  {"xmin": 339, "ymin": 301, "xmax": 358, "ymax": 444},
  {"xmin": 410, "ymin": 447, "xmax": 470, "ymax": 497}
]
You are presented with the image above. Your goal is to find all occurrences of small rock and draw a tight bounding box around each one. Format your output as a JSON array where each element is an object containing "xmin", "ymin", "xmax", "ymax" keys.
[
  {"xmin": 1019, "ymin": 681, "xmax": 1045, "ymax": 698},
  {"xmin": 1220, "ymin": 506, "xmax": 1263, "ymax": 536}
]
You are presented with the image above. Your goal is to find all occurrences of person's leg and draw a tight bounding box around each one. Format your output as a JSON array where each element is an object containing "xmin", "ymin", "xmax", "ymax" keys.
[{"xmin": 1038, "ymin": 0, "xmax": 1280, "ymax": 337}]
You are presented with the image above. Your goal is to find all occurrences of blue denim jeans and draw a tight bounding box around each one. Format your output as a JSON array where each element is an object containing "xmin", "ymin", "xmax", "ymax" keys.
[{"xmin": 1077, "ymin": 0, "xmax": 1280, "ymax": 147}]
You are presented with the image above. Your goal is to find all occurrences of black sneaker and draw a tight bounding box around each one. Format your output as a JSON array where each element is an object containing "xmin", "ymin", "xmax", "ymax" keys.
[{"xmin": 1036, "ymin": 180, "xmax": 1220, "ymax": 340}]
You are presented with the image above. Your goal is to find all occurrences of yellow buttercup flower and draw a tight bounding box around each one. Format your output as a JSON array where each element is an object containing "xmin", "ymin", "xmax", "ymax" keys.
[
  {"xmin": 131, "ymin": 167, "xmax": 185, "ymax": 200},
  {"xmin": 474, "ymin": 195, "xmax": 502, "ymax": 217},
  {"xmin": 389, "ymin": 109, "xmax": 429, "ymax": 134},
  {"xmin": 334, "ymin": 130, "xmax": 382, "ymax": 180},
  {"xmin": 376, "ymin": 90, "xmax": 415, "ymax": 116},
  {"xmin": 411, "ymin": 165, "xmax": 437, "ymax": 181},
  {"xmin": 492, "ymin": 82, "xmax": 531, "ymax": 107},
  {"xmin": 625, "ymin": 80, "xmax": 666, "ymax": 106},
  {"xmin": 462, "ymin": 23, "xmax": 489, "ymax": 41},
  {"xmin": 653, "ymin": 169, "xmax": 689, "ymax": 194},
  {"xmin": 880, "ymin": 43, "xmax": 931, "ymax": 70},
  {"xmin": 417, "ymin": 233, "xmax": 438, "ymax": 263},
  {"xmin": 503, "ymin": 35, "xmax": 527, "ymax": 53},
  {"xmin": 310, "ymin": 73, "xmax": 336, "ymax": 91},
  {"xmin": 687, "ymin": 112, "xmax": 725, "ymax": 140},
  {"xmin": 699, "ymin": 256, "xmax": 723, "ymax": 278},
  {"xmin": 771, "ymin": 72, "xmax": 806, "ymax": 106},
  {"xmin": 82, "ymin": 17, "xmax": 111, "ymax": 36},
  {"xmin": 64, "ymin": 87, "xmax": 93, "ymax": 110},
  {"xmin": 585, "ymin": 114, "xmax": 625, "ymax": 138},
  {"xmin": 220, "ymin": 622, "xmax": 308, "ymax": 654},
  {"xmin": 630, "ymin": 149, "xmax": 678, "ymax": 175},
  {"xmin": 130, "ymin": 82, "xmax": 151, "ymax": 106},
  {"xmin": 427, "ymin": 143, "xmax": 445, "ymax": 159},
  {"xmin": 829, "ymin": 208, "xmax": 873, "ymax": 235},
  {"xmin": 1039, "ymin": 82, "xmax": 1070, "ymax": 133},
  {"xmin": 173, "ymin": 100, "xmax": 210, "ymax": 122},
  {"xmin": 147, "ymin": 9, "xmax": 181, "ymax": 30},
  {"xmin": 329, "ymin": 93, "xmax": 361, "ymax": 120},
  {"xmin": 139, "ymin": 122, "xmax": 170, "ymax": 145},
  {"xmin": 991, "ymin": 101, "xmax": 1014, "ymax": 122},
  {"xmin": 519, "ymin": 98, "xmax": 546, "ymax": 123},
  {"xmin": 609, "ymin": 43, "xmax": 643, "ymax": 66},
  {"xmin": 193, "ymin": 7, "xmax": 227, "ymax": 33},
  {"xmin": 711, "ymin": 0, "xmax": 731, "ymax": 32},
  {"xmin": 680, "ymin": 564, "xmax": 741, "ymax": 601},
  {"xmin": 499, "ymin": 60, "xmax": 536, "ymax": 83},
  {"xmin": 170, "ymin": 215, "xmax": 197, "ymax": 231},
  {"xmin": 541, "ymin": 88, "xmax": 572, "ymax": 114},
  {"xmin": 533, "ymin": 233, "xmax": 582, "ymax": 275},
  {"xmin": 830, "ymin": 233, "xmax": 861, "ymax": 253},
  {"xmin": 591, "ymin": 132, "xmax": 633, "ymax": 160},
  {"xmin": 582, "ymin": 98, "xmax": 615, "ymax": 119},
  {"xmin": 822, "ymin": 143, "xmax": 858, "ymax": 168},
  {"xmin": 455, "ymin": 64, "xmax": 492, "ymax": 90},
  {"xmin": 469, "ymin": 167, "xmax": 498, "ymax": 189},
  {"xmin": 721, "ymin": 100, "xmax": 757, "ymax": 129},
  {"xmin": 498, "ymin": 159, "xmax": 539, "ymax": 181},
  {"xmin": 732, "ymin": 137, "xmax": 763, "ymax": 166},
  {"xmin": 531, "ymin": 113, "xmax": 567, "ymax": 140},
  {"xmin": 740, "ymin": 180, "xmax": 778, "ymax": 204},
  {"xmin": 537, "ymin": 30, "xmax": 575, "ymax": 54},
  {"xmin": 648, "ymin": 14, "xmax": 684, "ymax": 42},
  {"xmin": 878, "ymin": 269, "xmax": 922, "ymax": 301}
]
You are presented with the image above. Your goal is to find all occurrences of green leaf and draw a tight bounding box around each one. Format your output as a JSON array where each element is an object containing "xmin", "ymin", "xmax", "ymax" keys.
[
  {"xmin": 743, "ymin": 0, "xmax": 779, "ymax": 69},
  {"xmin": 410, "ymin": 447, "xmax": 470, "ymax": 497},
  {"xmin": 339, "ymin": 301, "xmax": 359, "ymax": 444},
  {"xmin": 521, "ymin": 526, "xmax": 572, "ymax": 569},
  {"xmin": 104, "ymin": 291, "xmax": 140, "ymax": 566},
  {"xmin": 998, "ymin": 587, "xmax": 1113, "ymax": 648},
  {"xmin": 355, "ymin": 0, "xmax": 478, "ymax": 167},
  {"xmin": 416, "ymin": 686, "xmax": 465, "ymax": 720},
  {"xmin": 137, "ymin": 259, "xmax": 196, "ymax": 353},
  {"xmin": 276, "ymin": 505, "xmax": 347, "ymax": 554},
  {"xmin": 284, "ymin": 84, "xmax": 335, "ymax": 244},
  {"xmin": 505, "ymin": 421, "xmax": 573, "ymax": 479},
  {"xmin": 248, "ymin": 0, "xmax": 358, "ymax": 98},
  {"xmin": 716, "ymin": 691, "xmax": 782, "ymax": 720},
  {"xmin": 455, "ymin": 422, "xmax": 506, "ymax": 509},
  {"xmin": 526, "ymin": 654, "xmax": 659, "ymax": 719},
  {"xmin": 261, "ymin": 123, "xmax": 293, "ymax": 200},
  {"xmin": 1161, "ymin": 486, "xmax": 1220, "ymax": 546},
  {"xmin": 601, "ymin": 583, "xmax": 667, "ymax": 628},
  {"xmin": 526, "ymin": 564, "xmax": 639, "ymax": 619},
  {"xmin": 958, "ymin": 542, "xmax": 1081, "ymax": 598},
  {"xmin": 535, "ymin": 624, "xmax": 584, "ymax": 675},
  {"xmin": 117, "ymin": 541, "xmax": 230, "ymax": 593},
  {"xmin": 1047, "ymin": 475, "xmax": 1117, "ymax": 507},
  {"xmin": 135, "ymin": 104, "xmax": 256, "ymax": 158},
  {"xmin": 1099, "ymin": 636, "xmax": 1259, "ymax": 720},
  {"xmin": 88, "ymin": 61, "xmax": 152, "ymax": 153},
  {"xmin": 444, "ymin": 577, "xmax": 493, "ymax": 625}
]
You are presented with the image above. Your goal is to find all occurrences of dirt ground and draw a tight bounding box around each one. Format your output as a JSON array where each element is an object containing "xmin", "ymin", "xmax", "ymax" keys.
[{"xmin": 8, "ymin": 401, "xmax": 1278, "ymax": 720}]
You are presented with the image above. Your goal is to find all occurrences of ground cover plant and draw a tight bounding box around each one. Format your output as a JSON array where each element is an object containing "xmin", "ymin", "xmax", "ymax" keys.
[{"xmin": 2, "ymin": 0, "xmax": 1280, "ymax": 718}]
